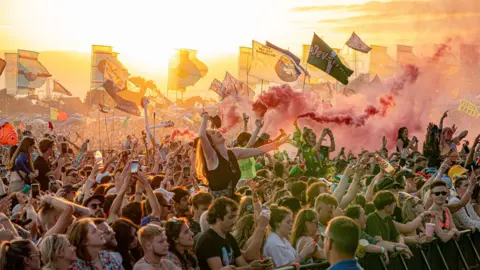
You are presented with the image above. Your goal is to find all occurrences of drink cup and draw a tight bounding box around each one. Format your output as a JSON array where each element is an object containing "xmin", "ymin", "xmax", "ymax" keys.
[{"xmin": 426, "ymin": 223, "xmax": 435, "ymax": 238}]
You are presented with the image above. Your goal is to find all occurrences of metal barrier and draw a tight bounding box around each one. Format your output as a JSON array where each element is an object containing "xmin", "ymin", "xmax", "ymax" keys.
[{"xmin": 276, "ymin": 230, "xmax": 480, "ymax": 270}]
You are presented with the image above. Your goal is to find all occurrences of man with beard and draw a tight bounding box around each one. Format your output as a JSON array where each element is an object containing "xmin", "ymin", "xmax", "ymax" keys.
[
  {"xmin": 323, "ymin": 217, "xmax": 363, "ymax": 270},
  {"xmin": 134, "ymin": 224, "xmax": 180, "ymax": 270},
  {"xmin": 84, "ymin": 194, "xmax": 106, "ymax": 218},
  {"xmin": 94, "ymin": 219, "xmax": 121, "ymax": 265},
  {"xmin": 195, "ymin": 197, "xmax": 271, "ymax": 270}
]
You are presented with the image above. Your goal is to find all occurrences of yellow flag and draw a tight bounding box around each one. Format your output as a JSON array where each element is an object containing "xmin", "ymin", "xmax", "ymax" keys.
[
  {"xmin": 457, "ymin": 99, "xmax": 479, "ymax": 118},
  {"xmin": 50, "ymin": 107, "xmax": 58, "ymax": 121}
]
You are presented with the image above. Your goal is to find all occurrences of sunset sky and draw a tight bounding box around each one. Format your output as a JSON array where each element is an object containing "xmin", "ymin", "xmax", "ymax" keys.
[{"xmin": 1, "ymin": 0, "xmax": 480, "ymax": 98}]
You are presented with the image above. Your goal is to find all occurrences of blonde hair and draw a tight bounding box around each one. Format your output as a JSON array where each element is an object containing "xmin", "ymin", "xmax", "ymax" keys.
[
  {"xmin": 232, "ymin": 214, "xmax": 255, "ymax": 249},
  {"xmin": 137, "ymin": 224, "xmax": 165, "ymax": 248},
  {"xmin": 402, "ymin": 196, "xmax": 421, "ymax": 223},
  {"xmin": 39, "ymin": 234, "xmax": 71, "ymax": 270}
]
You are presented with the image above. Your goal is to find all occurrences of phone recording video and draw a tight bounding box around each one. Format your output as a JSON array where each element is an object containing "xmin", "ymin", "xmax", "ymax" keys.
[
  {"xmin": 130, "ymin": 160, "xmax": 139, "ymax": 174},
  {"xmin": 31, "ymin": 183, "xmax": 40, "ymax": 198}
]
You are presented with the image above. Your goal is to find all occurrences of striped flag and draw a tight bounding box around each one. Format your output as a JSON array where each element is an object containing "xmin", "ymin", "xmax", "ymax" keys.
[
  {"xmin": 50, "ymin": 107, "xmax": 68, "ymax": 122},
  {"xmin": 209, "ymin": 79, "xmax": 224, "ymax": 98},
  {"xmin": 346, "ymin": 32, "xmax": 371, "ymax": 53}
]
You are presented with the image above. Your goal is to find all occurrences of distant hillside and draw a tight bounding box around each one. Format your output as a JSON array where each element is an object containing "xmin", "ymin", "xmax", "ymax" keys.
[{"xmin": 0, "ymin": 50, "xmax": 239, "ymax": 101}]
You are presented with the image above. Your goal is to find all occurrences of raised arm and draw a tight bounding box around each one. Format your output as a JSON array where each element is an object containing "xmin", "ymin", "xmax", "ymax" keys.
[
  {"xmin": 333, "ymin": 162, "xmax": 355, "ymax": 203},
  {"xmin": 246, "ymin": 119, "xmax": 263, "ymax": 148},
  {"xmin": 339, "ymin": 171, "xmax": 361, "ymax": 209},
  {"xmin": 243, "ymin": 113, "xmax": 249, "ymax": 132},
  {"xmin": 137, "ymin": 173, "xmax": 162, "ymax": 219},
  {"xmin": 464, "ymin": 135, "xmax": 479, "ymax": 168},
  {"xmin": 446, "ymin": 172, "xmax": 476, "ymax": 214},
  {"xmin": 107, "ymin": 174, "xmax": 132, "ymax": 224},
  {"xmin": 231, "ymin": 135, "xmax": 290, "ymax": 160},
  {"xmin": 198, "ymin": 112, "xmax": 218, "ymax": 170}
]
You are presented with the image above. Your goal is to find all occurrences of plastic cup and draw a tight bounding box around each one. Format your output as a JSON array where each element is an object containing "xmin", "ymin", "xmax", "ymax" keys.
[{"xmin": 426, "ymin": 223, "xmax": 435, "ymax": 238}]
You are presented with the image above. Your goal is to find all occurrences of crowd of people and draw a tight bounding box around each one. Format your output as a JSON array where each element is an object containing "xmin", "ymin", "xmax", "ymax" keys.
[{"xmin": 0, "ymin": 108, "xmax": 479, "ymax": 270}]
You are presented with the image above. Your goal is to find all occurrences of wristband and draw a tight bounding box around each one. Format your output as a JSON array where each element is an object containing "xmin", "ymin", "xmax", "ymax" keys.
[{"xmin": 381, "ymin": 246, "xmax": 385, "ymax": 254}]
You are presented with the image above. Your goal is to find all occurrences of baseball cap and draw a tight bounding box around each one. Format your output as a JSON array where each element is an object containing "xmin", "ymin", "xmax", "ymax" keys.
[{"xmin": 448, "ymin": 165, "xmax": 468, "ymax": 181}]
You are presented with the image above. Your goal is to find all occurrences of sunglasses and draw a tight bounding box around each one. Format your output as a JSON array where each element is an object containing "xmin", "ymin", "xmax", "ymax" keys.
[
  {"xmin": 433, "ymin": 191, "xmax": 448, "ymax": 196},
  {"xmin": 89, "ymin": 203, "xmax": 104, "ymax": 210}
]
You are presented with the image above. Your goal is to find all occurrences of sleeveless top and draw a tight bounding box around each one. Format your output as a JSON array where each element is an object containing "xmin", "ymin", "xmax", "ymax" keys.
[
  {"xmin": 206, "ymin": 150, "xmax": 241, "ymax": 197},
  {"xmin": 436, "ymin": 207, "xmax": 451, "ymax": 230}
]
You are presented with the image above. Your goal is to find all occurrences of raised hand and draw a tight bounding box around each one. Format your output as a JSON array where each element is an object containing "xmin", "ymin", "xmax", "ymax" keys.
[{"xmin": 255, "ymin": 118, "xmax": 264, "ymax": 129}]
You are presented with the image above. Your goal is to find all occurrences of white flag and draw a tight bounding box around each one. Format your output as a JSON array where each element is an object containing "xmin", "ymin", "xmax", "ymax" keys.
[{"xmin": 346, "ymin": 32, "xmax": 372, "ymax": 53}]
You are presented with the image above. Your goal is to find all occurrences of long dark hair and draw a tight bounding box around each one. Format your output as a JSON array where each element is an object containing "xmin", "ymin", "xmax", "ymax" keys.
[
  {"xmin": 397, "ymin": 127, "xmax": 410, "ymax": 150},
  {"xmin": 7, "ymin": 137, "xmax": 35, "ymax": 171},
  {"xmin": 0, "ymin": 239, "xmax": 34, "ymax": 270},
  {"xmin": 165, "ymin": 218, "xmax": 198, "ymax": 270},
  {"xmin": 111, "ymin": 218, "xmax": 139, "ymax": 270}
]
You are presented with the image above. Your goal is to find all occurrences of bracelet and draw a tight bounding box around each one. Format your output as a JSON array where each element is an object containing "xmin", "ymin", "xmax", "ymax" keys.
[{"xmin": 381, "ymin": 246, "xmax": 385, "ymax": 254}]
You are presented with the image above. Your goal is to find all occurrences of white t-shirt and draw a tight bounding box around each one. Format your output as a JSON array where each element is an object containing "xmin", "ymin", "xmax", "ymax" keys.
[{"xmin": 263, "ymin": 232, "xmax": 298, "ymax": 267}]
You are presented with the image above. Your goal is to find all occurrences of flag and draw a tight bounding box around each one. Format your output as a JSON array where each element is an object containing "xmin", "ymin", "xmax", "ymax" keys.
[
  {"xmin": 188, "ymin": 50, "xmax": 208, "ymax": 77},
  {"xmin": 346, "ymin": 32, "xmax": 371, "ymax": 53},
  {"xmin": 250, "ymin": 41, "xmax": 305, "ymax": 84},
  {"xmin": 48, "ymin": 121, "xmax": 54, "ymax": 131},
  {"xmin": 98, "ymin": 104, "xmax": 111, "ymax": 113},
  {"xmin": 53, "ymin": 80, "xmax": 72, "ymax": 96},
  {"xmin": 238, "ymin": 47, "xmax": 262, "ymax": 89},
  {"xmin": 307, "ymin": 33, "xmax": 354, "ymax": 85},
  {"xmin": 396, "ymin": 45, "xmax": 420, "ymax": 67},
  {"xmin": 369, "ymin": 45, "xmax": 397, "ymax": 80},
  {"xmin": 0, "ymin": 58, "xmax": 5, "ymax": 76},
  {"xmin": 17, "ymin": 50, "xmax": 51, "ymax": 91},
  {"xmin": 457, "ymin": 99, "xmax": 480, "ymax": 118},
  {"xmin": 104, "ymin": 58, "xmax": 129, "ymax": 89},
  {"xmin": 5, "ymin": 53, "xmax": 18, "ymax": 95},
  {"xmin": 122, "ymin": 116, "xmax": 130, "ymax": 128},
  {"xmin": 209, "ymin": 79, "xmax": 224, "ymax": 98},
  {"xmin": 167, "ymin": 49, "xmax": 204, "ymax": 92},
  {"xmin": 265, "ymin": 41, "xmax": 308, "ymax": 76},
  {"xmin": 91, "ymin": 45, "xmax": 113, "ymax": 90},
  {"xmin": 103, "ymin": 80, "xmax": 141, "ymax": 116},
  {"xmin": 221, "ymin": 72, "xmax": 255, "ymax": 99},
  {"xmin": 50, "ymin": 107, "xmax": 68, "ymax": 122}
]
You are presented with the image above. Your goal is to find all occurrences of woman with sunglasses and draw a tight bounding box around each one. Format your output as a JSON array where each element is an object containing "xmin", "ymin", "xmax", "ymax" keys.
[
  {"xmin": 196, "ymin": 112, "xmax": 289, "ymax": 198},
  {"xmin": 428, "ymin": 180, "xmax": 461, "ymax": 242}
]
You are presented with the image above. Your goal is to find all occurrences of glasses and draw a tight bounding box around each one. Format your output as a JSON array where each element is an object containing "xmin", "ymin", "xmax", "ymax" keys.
[
  {"xmin": 89, "ymin": 203, "xmax": 104, "ymax": 210},
  {"xmin": 433, "ymin": 191, "xmax": 448, "ymax": 196}
]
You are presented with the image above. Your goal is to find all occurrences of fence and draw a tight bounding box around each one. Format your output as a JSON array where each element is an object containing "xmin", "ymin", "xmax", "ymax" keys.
[{"xmin": 277, "ymin": 230, "xmax": 480, "ymax": 270}]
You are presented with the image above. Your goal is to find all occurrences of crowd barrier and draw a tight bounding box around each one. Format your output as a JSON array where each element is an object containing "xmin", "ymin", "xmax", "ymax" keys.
[{"xmin": 277, "ymin": 230, "xmax": 480, "ymax": 270}]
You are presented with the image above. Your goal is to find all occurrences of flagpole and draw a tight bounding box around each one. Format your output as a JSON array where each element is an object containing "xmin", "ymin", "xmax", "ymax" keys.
[
  {"xmin": 261, "ymin": 79, "xmax": 264, "ymax": 93},
  {"xmin": 302, "ymin": 63, "xmax": 309, "ymax": 92},
  {"xmin": 104, "ymin": 112, "xmax": 110, "ymax": 150},
  {"xmin": 97, "ymin": 108, "xmax": 102, "ymax": 151},
  {"xmin": 354, "ymin": 50, "xmax": 357, "ymax": 77}
]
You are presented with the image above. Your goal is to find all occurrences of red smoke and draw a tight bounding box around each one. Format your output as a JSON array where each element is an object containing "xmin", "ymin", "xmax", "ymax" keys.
[
  {"xmin": 252, "ymin": 84, "xmax": 313, "ymax": 118},
  {"xmin": 219, "ymin": 101, "xmax": 242, "ymax": 134}
]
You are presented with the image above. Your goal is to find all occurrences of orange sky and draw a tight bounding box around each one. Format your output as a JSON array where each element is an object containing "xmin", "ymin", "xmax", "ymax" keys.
[{"xmin": 1, "ymin": 0, "xmax": 480, "ymax": 98}]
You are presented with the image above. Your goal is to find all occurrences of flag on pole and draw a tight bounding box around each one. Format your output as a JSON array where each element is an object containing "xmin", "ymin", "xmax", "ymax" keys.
[
  {"xmin": 0, "ymin": 58, "xmax": 5, "ymax": 76},
  {"xmin": 307, "ymin": 33, "xmax": 354, "ymax": 85},
  {"xmin": 98, "ymin": 104, "xmax": 111, "ymax": 113},
  {"xmin": 265, "ymin": 41, "xmax": 308, "ymax": 76},
  {"xmin": 103, "ymin": 80, "xmax": 141, "ymax": 116},
  {"xmin": 53, "ymin": 80, "xmax": 72, "ymax": 96},
  {"xmin": 167, "ymin": 49, "xmax": 205, "ymax": 92},
  {"xmin": 104, "ymin": 58, "xmax": 129, "ymax": 89},
  {"xmin": 221, "ymin": 72, "xmax": 255, "ymax": 99},
  {"xmin": 50, "ymin": 107, "xmax": 68, "ymax": 122},
  {"xmin": 17, "ymin": 50, "xmax": 51, "ymax": 91},
  {"xmin": 250, "ymin": 41, "xmax": 305, "ymax": 84},
  {"xmin": 238, "ymin": 47, "xmax": 262, "ymax": 89},
  {"xmin": 209, "ymin": 79, "xmax": 224, "ymax": 98},
  {"xmin": 346, "ymin": 32, "xmax": 372, "ymax": 53}
]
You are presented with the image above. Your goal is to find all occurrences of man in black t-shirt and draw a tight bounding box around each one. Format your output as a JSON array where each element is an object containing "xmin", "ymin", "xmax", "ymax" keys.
[
  {"xmin": 195, "ymin": 197, "xmax": 269, "ymax": 270},
  {"xmin": 34, "ymin": 139, "xmax": 55, "ymax": 191}
]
